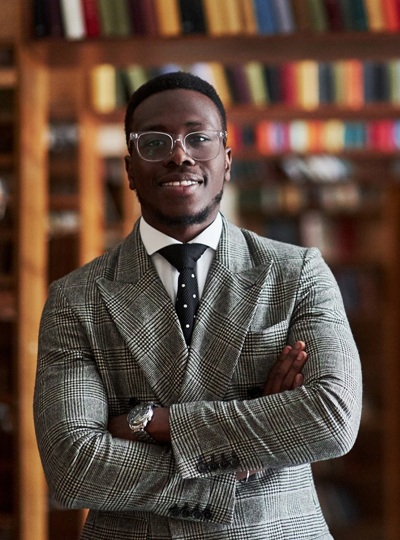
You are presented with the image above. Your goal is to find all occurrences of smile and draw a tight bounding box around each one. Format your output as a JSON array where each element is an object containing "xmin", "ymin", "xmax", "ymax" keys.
[{"xmin": 161, "ymin": 180, "xmax": 201, "ymax": 186}]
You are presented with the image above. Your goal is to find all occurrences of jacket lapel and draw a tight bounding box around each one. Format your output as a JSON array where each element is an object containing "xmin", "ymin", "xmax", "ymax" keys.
[
  {"xmin": 96, "ymin": 224, "xmax": 187, "ymax": 406},
  {"xmin": 179, "ymin": 219, "xmax": 273, "ymax": 403}
]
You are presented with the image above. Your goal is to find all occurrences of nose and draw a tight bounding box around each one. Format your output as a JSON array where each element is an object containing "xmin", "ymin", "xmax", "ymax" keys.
[{"xmin": 166, "ymin": 137, "xmax": 195, "ymax": 166}]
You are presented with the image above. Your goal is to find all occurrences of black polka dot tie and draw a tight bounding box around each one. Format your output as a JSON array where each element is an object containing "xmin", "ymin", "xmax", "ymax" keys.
[{"xmin": 158, "ymin": 243, "xmax": 208, "ymax": 345}]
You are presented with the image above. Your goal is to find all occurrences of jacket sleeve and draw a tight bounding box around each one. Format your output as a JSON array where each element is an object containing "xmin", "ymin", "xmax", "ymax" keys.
[
  {"xmin": 34, "ymin": 283, "xmax": 235, "ymax": 524},
  {"xmin": 169, "ymin": 248, "xmax": 362, "ymax": 479}
]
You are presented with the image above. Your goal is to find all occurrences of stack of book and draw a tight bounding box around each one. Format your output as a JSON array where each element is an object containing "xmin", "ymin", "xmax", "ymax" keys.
[
  {"xmin": 90, "ymin": 60, "xmax": 400, "ymax": 113},
  {"xmin": 33, "ymin": 0, "xmax": 400, "ymax": 40},
  {"xmin": 230, "ymin": 119, "xmax": 400, "ymax": 154}
]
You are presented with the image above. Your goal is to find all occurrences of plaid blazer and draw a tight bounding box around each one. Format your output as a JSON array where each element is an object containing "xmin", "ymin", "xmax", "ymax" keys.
[{"xmin": 34, "ymin": 217, "xmax": 362, "ymax": 540}]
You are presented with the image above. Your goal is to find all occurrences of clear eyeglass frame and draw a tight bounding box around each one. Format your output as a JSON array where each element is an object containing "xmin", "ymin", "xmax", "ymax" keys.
[{"xmin": 129, "ymin": 130, "xmax": 227, "ymax": 162}]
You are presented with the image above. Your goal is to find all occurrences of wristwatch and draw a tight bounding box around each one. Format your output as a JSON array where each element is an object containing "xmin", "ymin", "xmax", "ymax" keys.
[{"xmin": 127, "ymin": 401, "xmax": 158, "ymax": 442}]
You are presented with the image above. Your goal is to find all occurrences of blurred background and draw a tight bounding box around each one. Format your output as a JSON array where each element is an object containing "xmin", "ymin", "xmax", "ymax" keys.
[{"xmin": 1, "ymin": 0, "xmax": 400, "ymax": 538}]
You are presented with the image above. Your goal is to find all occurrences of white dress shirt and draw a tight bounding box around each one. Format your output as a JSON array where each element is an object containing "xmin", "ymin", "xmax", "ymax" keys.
[{"xmin": 139, "ymin": 214, "xmax": 222, "ymax": 305}]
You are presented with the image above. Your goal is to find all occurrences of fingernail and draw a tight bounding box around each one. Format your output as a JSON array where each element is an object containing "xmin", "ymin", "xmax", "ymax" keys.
[{"xmin": 295, "ymin": 342, "xmax": 301, "ymax": 349}]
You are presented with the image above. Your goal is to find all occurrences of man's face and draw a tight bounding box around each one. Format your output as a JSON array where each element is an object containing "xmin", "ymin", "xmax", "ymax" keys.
[{"xmin": 124, "ymin": 89, "xmax": 232, "ymax": 240}]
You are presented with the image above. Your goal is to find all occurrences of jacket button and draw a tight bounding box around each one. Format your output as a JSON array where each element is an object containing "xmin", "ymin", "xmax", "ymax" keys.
[
  {"xmin": 180, "ymin": 503, "xmax": 191, "ymax": 518},
  {"xmin": 230, "ymin": 452, "xmax": 240, "ymax": 467},
  {"xmin": 169, "ymin": 504, "xmax": 180, "ymax": 518},
  {"xmin": 202, "ymin": 505, "xmax": 212, "ymax": 520},
  {"xmin": 208, "ymin": 455, "xmax": 219, "ymax": 471},
  {"xmin": 220, "ymin": 454, "xmax": 230, "ymax": 469},
  {"xmin": 191, "ymin": 505, "xmax": 203, "ymax": 519},
  {"xmin": 197, "ymin": 457, "xmax": 208, "ymax": 473}
]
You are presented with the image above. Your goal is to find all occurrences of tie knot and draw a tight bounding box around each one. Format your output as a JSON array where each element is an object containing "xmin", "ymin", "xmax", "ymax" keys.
[{"xmin": 158, "ymin": 243, "xmax": 208, "ymax": 272}]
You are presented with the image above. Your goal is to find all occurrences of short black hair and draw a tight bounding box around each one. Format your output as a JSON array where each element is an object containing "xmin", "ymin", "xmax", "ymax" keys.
[{"xmin": 124, "ymin": 71, "xmax": 227, "ymax": 151}]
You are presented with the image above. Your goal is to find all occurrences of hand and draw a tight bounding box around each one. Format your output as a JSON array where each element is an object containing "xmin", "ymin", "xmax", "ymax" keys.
[
  {"xmin": 263, "ymin": 341, "xmax": 307, "ymax": 396},
  {"xmin": 236, "ymin": 341, "xmax": 308, "ymax": 481}
]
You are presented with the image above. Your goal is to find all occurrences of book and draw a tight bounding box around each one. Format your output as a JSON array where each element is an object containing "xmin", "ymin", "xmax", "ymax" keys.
[
  {"xmin": 154, "ymin": 0, "xmax": 181, "ymax": 36},
  {"xmin": 273, "ymin": 0, "xmax": 296, "ymax": 33},
  {"xmin": 346, "ymin": 60, "xmax": 364, "ymax": 109},
  {"xmin": 127, "ymin": 0, "xmax": 145, "ymax": 34},
  {"xmin": 388, "ymin": 60, "xmax": 400, "ymax": 104},
  {"xmin": 382, "ymin": 0, "xmax": 400, "ymax": 31},
  {"xmin": 33, "ymin": 0, "xmax": 50, "ymax": 37},
  {"xmin": 318, "ymin": 62, "xmax": 335, "ymax": 104},
  {"xmin": 179, "ymin": 0, "xmax": 206, "ymax": 34},
  {"xmin": 264, "ymin": 66, "xmax": 281, "ymax": 103},
  {"xmin": 114, "ymin": 0, "xmax": 132, "ymax": 36},
  {"xmin": 60, "ymin": 0, "xmax": 86, "ymax": 39},
  {"xmin": 203, "ymin": 0, "xmax": 226, "ymax": 35},
  {"xmin": 333, "ymin": 61, "xmax": 346, "ymax": 106},
  {"xmin": 225, "ymin": 0, "xmax": 243, "ymax": 34},
  {"xmin": 307, "ymin": 0, "xmax": 329, "ymax": 31},
  {"xmin": 291, "ymin": 0, "xmax": 311, "ymax": 31},
  {"xmin": 209, "ymin": 62, "xmax": 232, "ymax": 106},
  {"xmin": 91, "ymin": 64, "xmax": 117, "ymax": 113},
  {"xmin": 337, "ymin": 0, "xmax": 353, "ymax": 30},
  {"xmin": 281, "ymin": 63, "xmax": 296, "ymax": 105},
  {"xmin": 324, "ymin": 0, "xmax": 344, "ymax": 31},
  {"xmin": 141, "ymin": 0, "xmax": 159, "ymax": 35},
  {"xmin": 238, "ymin": 0, "xmax": 258, "ymax": 33},
  {"xmin": 364, "ymin": 0, "xmax": 385, "ymax": 31},
  {"xmin": 48, "ymin": 0, "xmax": 64, "ymax": 36},
  {"xmin": 97, "ymin": 0, "xmax": 115, "ymax": 35},
  {"xmin": 298, "ymin": 61, "xmax": 319, "ymax": 110},
  {"xmin": 81, "ymin": 0, "xmax": 100, "ymax": 37},
  {"xmin": 348, "ymin": 0, "xmax": 368, "ymax": 31},
  {"xmin": 245, "ymin": 62, "xmax": 269, "ymax": 105},
  {"xmin": 253, "ymin": 0, "xmax": 278, "ymax": 34},
  {"xmin": 225, "ymin": 65, "xmax": 251, "ymax": 104}
]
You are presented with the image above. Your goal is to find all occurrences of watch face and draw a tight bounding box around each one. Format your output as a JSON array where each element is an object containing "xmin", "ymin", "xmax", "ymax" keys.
[{"xmin": 127, "ymin": 402, "xmax": 154, "ymax": 432}]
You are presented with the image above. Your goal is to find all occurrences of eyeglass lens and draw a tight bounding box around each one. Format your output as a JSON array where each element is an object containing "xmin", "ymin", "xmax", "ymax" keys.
[{"xmin": 137, "ymin": 131, "xmax": 222, "ymax": 161}]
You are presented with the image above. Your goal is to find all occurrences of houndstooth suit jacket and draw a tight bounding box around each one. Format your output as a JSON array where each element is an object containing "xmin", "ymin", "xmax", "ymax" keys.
[{"xmin": 34, "ymin": 216, "xmax": 362, "ymax": 539}]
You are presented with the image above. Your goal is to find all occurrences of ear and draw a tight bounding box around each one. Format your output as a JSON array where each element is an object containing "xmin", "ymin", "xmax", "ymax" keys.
[
  {"xmin": 224, "ymin": 147, "xmax": 232, "ymax": 183},
  {"xmin": 124, "ymin": 155, "xmax": 136, "ymax": 191}
]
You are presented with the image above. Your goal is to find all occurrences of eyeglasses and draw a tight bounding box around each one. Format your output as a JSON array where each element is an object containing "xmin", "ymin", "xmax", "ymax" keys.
[{"xmin": 129, "ymin": 130, "xmax": 227, "ymax": 162}]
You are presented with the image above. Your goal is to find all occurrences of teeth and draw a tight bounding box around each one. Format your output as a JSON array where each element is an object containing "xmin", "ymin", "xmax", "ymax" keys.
[{"xmin": 163, "ymin": 180, "xmax": 198, "ymax": 186}]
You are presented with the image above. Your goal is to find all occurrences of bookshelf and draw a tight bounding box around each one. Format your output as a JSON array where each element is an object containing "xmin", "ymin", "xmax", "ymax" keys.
[{"xmin": 11, "ymin": 0, "xmax": 400, "ymax": 539}]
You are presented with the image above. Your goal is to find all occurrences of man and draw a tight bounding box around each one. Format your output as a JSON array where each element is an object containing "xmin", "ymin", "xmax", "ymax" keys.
[{"xmin": 34, "ymin": 72, "xmax": 362, "ymax": 539}]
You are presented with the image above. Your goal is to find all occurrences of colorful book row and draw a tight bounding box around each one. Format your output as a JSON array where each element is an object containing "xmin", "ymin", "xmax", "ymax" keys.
[
  {"xmin": 91, "ymin": 60, "xmax": 400, "ymax": 113},
  {"xmin": 229, "ymin": 119, "xmax": 400, "ymax": 154},
  {"xmin": 33, "ymin": 0, "xmax": 400, "ymax": 40}
]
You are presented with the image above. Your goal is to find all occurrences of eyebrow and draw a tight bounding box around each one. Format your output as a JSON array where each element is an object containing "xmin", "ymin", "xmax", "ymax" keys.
[{"xmin": 138, "ymin": 121, "xmax": 209, "ymax": 132}]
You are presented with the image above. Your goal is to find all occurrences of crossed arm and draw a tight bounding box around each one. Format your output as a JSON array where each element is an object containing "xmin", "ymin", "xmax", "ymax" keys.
[{"xmin": 107, "ymin": 341, "xmax": 308, "ymax": 480}]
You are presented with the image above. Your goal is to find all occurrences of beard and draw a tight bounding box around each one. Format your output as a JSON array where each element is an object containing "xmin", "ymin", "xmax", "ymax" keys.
[{"xmin": 136, "ymin": 186, "xmax": 225, "ymax": 228}]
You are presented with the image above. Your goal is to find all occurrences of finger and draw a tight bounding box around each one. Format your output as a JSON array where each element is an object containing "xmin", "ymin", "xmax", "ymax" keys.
[
  {"xmin": 293, "ymin": 373, "xmax": 304, "ymax": 389},
  {"xmin": 263, "ymin": 345, "xmax": 292, "ymax": 396},
  {"xmin": 269, "ymin": 345, "xmax": 305, "ymax": 395},
  {"xmin": 280, "ymin": 351, "xmax": 308, "ymax": 392}
]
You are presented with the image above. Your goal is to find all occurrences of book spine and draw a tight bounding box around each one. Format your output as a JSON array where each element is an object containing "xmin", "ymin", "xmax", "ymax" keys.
[
  {"xmin": 60, "ymin": 0, "xmax": 86, "ymax": 39},
  {"xmin": 273, "ymin": 0, "xmax": 296, "ymax": 33},
  {"xmin": 113, "ymin": 0, "xmax": 132, "ymax": 36},
  {"xmin": 154, "ymin": 0, "xmax": 181, "ymax": 36},
  {"xmin": 324, "ymin": 0, "xmax": 344, "ymax": 31},
  {"xmin": 126, "ymin": 0, "xmax": 143, "ymax": 34},
  {"xmin": 47, "ymin": 0, "xmax": 64, "ymax": 36},
  {"xmin": 238, "ymin": 0, "xmax": 258, "ymax": 34},
  {"xmin": 253, "ymin": 0, "xmax": 278, "ymax": 34},
  {"xmin": 337, "ymin": 0, "xmax": 354, "ymax": 30},
  {"xmin": 179, "ymin": 0, "xmax": 206, "ymax": 34},
  {"xmin": 364, "ymin": 0, "xmax": 385, "ymax": 31},
  {"xmin": 382, "ymin": 0, "xmax": 400, "ymax": 31},
  {"xmin": 307, "ymin": 0, "xmax": 329, "ymax": 31},
  {"xmin": 291, "ymin": 0, "xmax": 311, "ymax": 30},
  {"xmin": 33, "ymin": 0, "xmax": 51, "ymax": 37},
  {"xmin": 81, "ymin": 0, "xmax": 100, "ymax": 38},
  {"xmin": 349, "ymin": 0, "xmax": 368, "ymax": 31}
]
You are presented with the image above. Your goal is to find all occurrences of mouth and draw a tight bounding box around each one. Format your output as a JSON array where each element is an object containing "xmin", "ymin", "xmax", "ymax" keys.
[{"xmin": 158, "ymin": 175, "xmax": 204, "ymax": 188}]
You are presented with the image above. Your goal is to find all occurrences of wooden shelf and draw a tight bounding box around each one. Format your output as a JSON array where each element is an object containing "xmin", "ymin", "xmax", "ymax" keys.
[
  {"xmin": 30, "ymin": 32, "xmax": 400, "ymax": 67},
  {"xmin": 49, "ymin": 194, "xmax": 79, "ymax": 211},
  {"xmin": 95, "ymin": 103, "xmax": 400, "ymax": 124}
]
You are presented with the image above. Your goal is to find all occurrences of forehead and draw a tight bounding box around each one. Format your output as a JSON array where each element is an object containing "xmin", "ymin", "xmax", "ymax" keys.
[{"xmin": 132, "ymin": 89, "xmax": 223, "ymax": 132}]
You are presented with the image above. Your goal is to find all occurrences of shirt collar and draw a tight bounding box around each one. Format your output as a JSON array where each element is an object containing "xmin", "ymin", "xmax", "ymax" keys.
[{"xmin": 140, "ymin": 213, "xmax": 223, "ymax": 256}]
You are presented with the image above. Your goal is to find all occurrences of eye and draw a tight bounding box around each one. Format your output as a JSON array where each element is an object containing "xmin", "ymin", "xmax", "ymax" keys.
[
  {"xmin": 142, "ymin": 137, "xmax": 166, "ymax": 148},
  {"xmin": 186, "ymin": 132, "xmax": 212, "ymax": 146}
]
